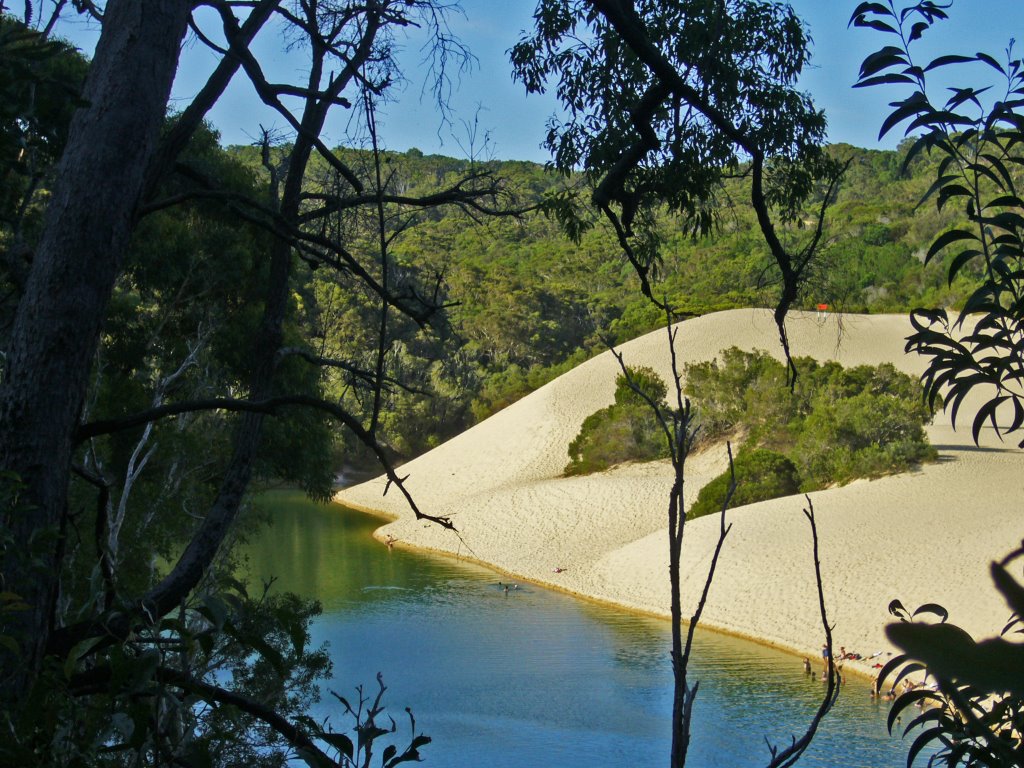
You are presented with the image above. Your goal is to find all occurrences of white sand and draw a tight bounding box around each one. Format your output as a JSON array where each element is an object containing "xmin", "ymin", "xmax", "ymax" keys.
[{"xmin": 336, "ymin": 308, "xmax": 1023, "ymax": 678}]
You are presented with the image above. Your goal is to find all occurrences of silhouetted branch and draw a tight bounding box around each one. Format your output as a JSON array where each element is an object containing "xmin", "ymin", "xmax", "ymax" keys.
[
  {"xmin": 296, "ymin": 174, "xmax": 535, "ymax": 224},
  {"xmin": 69, "ymin": 664, "xmax": 340, "ymax": 767},
  {"xmin": 276, "ymin": 347, "xmax": 430, "ymax": 397},
  {"xmin": 764, "ymin": 496, "xmax": 838, "ymax": 768},
  {"xmin": 146, "ymin": 0, "xmax": 279, "ymax": 200}
]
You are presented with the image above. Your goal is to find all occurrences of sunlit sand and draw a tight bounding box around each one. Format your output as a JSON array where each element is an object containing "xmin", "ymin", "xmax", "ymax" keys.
[{"xmin": 337, "ymin": 308, "xmax": 1022, "ymax": 678}]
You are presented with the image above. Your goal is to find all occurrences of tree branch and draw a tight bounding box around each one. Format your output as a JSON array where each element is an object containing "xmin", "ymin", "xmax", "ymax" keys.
[
  {"xmin": 276, "ymin": 347, "xmax": 431, "ymax": 397},
  {"xmin": 70, "ymin": 463, "xmax": 115, "ymax": 610},
  {"xmin": 145, "ymin": 0, "xmax": 280, "ymax": 201},
  {"xmin": 69, "ymin": 664, "xmax": 341, "ymax": 767},
  {"xmin": 296, "ymin": 181, "xmax": 534, "ymax": 225},
  {"xmin": 764, "ymin": 496, "xmax": 838, "ymax": 768}
]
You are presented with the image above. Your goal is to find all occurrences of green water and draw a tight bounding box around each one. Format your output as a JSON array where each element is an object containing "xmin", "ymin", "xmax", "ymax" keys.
[{"xmin": 244, "ymin": 490, "xmax": 916, "ymax": 767}]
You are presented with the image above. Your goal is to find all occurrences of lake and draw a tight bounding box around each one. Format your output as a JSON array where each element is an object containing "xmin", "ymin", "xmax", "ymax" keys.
[{"xmin": 245, "ymin": 490, "xmax": 916, "ymax": 767}]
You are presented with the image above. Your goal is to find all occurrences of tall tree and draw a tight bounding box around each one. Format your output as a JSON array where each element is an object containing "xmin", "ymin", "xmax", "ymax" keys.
[
  {"xmin": 513, "ymin": 2, "xmax": 843, "ymax": 765},
  {"xmin": 0, "ymin": 0, "xmax": 196, "ymax": 695},
  {"xmin": 0, "ymin": 0, "xmax": 514, "ymax": 762}
]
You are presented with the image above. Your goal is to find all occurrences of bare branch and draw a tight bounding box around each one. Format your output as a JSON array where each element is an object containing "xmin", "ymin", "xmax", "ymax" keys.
[
  {"xmin": 764, "ymin": 496, "xmax": 838, "ymax": 768},
  {"xmin": 296, "ymin": 181, "xmax": 534, "ymax": 224},
  {"xmin": 276, "ymin": 347, "xmax": 431, "ymax": 397},
  {"xmin": 146, "ymin": 0, "xmax": 279, "ymax": 201}
]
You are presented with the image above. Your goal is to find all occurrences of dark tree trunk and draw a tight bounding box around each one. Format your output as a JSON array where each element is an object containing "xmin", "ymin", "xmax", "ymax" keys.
[{"xmin": 0, "ymin": 0, "xmax": 193, "ymax": 696}]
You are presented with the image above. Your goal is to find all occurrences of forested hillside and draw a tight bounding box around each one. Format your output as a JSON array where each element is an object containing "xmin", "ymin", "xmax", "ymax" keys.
[
  {"xmin": 221, "ymin": 140, "xmax": 967, "ymax": 466},
  {"xmin": 0, "ymin": 20, "xmax": 969, "ymax": 474}
]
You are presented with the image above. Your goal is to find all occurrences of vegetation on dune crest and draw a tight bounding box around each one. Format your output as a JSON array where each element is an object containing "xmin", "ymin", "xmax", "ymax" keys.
[
  {"xmin": 567, "ymin": 348, "xmax": 936, "ymax": 514},
  {"xmin": 564, "ymin": 366, "xmax": 671, "ymax": 476},
  {"xmin": 687, "ymin": 348, "xmax": 936, "ymax": 494},
  {"xmin": 687, "ymin": 448, "xmax": 799, "ymax": 520},
  {"xmin": 219, "ymin": 135, "xmax": 988, "ymax": 466}
]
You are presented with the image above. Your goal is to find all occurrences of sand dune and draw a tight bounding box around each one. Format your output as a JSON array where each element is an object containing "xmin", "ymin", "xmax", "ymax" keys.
[{"xmin": 336, "ymin": 308, "xmax": 1023, "ymax": 678}]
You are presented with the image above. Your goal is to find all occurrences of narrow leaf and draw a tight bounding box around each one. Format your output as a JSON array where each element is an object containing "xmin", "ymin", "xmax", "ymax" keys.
[
  {"xmin": 912, "ymin": 603, "xmax": 949, "ymax": 622},
  {"xmin": 926, "ymin": 229, "xmax": 978, "ymax": 263},
  {"xmin": 924, "ymin": 54, "xmax": 976, "ymax": 72}
]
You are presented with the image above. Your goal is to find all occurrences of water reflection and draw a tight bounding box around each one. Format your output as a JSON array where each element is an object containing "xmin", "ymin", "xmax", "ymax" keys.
[{"xmin": 245, "ymin": 490, "xmax": 910, "ymax": 768}]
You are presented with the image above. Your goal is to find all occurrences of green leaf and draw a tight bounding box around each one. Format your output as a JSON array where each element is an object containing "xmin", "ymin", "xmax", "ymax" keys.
[
  {"xmin": 296, "ymin": 747, "xmax": 336, "ymax": 768},
  {"xmin": 907, "ymin": 726, "xmax": 945, "ymax": 768},
  {"xmin": 908, "ymin": 21, "xmax": 928, "ymax": 42},
  {"xmin": 199, "ymin": 594, "xmax": 229, "ymax": 630},
  {"xmin": 946, "ymin": 248, "xmax": 983, "ymax": 284},
  {"xmin": 858, "ymin": 18, "xmax": 898, "ymax": 34},
  {"xmin": 852, "ymin": 72, "xmax": 918, "ymax": 88},
  {"xmin": 129, "ymin": 649, "xmax": 161, "ymax": 693},
  {"xmin": 976, "ymin": 51, "xmax": 1007, "ymax": 75},
  {"xmin": 849, "ymin": 1, "xmax": 893, "ymax": 25},
  {"xmin": 887, "ymin": 622, "xmax": 1024, "ymax": 696},
  {"xmin": 858, "ymin": 46, "xmax": 910, "ymax": 79},
  {"xmin": 879, "ymin": 93, "xmax": 931, "ymax": 140}
]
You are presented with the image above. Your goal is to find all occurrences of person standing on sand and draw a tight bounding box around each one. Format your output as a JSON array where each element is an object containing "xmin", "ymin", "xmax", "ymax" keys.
[{"xmin": 821, "ymin": 642, "xmax": 830, "ymax": 674}]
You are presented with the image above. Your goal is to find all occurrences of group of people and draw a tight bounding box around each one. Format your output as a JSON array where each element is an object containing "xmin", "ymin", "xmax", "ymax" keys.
[
  {"xmin": 802, "ymin": 644, "xmax": 876, "ymax": 685},
  {"xmin": 870, "ymin": 675, "xmax": 922, "ymax": 701},
  {"xmin": 800, "ymin": 643, "xmax": 932, "ymax": 702}
]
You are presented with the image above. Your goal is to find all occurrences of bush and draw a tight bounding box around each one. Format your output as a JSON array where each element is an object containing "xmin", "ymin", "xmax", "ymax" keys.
[
  {"xmin": 684, "ymin": 347, "xmax": 791, "ymax": 439},
  {"xmin": 791, "ymin": 362, "xmax": 936, "ymax": 489},
  {"xmin": 566, "ymin": 350, "xmax": 935, "ymax": 493},
  {"xmin": 564, "ymin": 366, "xmax": 670, "ymax": 475},
  {"xmin": 688, "ymin": 448, "xmax": 801, "ymax": 519},
  {"xmin": 684, "ymin": 348, "xmax": 935, "ymax": 498}
]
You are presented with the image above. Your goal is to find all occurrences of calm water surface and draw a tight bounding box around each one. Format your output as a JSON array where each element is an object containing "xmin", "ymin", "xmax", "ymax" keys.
[{"xmin": 246, "ymin": 490, "xmax": 914, "ymax": 767}]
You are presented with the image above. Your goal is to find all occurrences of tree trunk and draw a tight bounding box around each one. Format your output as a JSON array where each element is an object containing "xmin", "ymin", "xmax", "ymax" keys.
[{"xmin": 0, "ymin": 0, "xmax": 193, "ymax": 697}]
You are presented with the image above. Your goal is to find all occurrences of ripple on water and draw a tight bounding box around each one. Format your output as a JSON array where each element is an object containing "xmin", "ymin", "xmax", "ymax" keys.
[{"xmin": 246, "ymin": 492, "xmax": 925, "ymax": 768}]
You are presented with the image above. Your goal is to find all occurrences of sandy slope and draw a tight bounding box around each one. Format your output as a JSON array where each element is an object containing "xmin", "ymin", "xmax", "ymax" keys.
[{"xmin": 336, "ymin": 308, "xmax": 1023, "ymax": 677}]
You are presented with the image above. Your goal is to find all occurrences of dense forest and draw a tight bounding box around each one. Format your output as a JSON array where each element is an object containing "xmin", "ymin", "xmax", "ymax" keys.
[
  {"xmin": 222, "ymin": 139, "xmax": 967, "ymax": 468},
  {"xmin": 0, "ymin": 14, "xmax": 971, "ymax": 475}
]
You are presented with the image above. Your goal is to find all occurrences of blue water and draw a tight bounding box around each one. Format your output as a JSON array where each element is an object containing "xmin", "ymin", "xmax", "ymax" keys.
[{"xmin": 245, "ymin": 491, "xmax": 916, "ymax": 767}]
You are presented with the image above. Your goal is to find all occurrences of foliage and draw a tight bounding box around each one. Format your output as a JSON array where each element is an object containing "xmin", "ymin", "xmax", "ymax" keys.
[
  {"xmin": 688, "ymin": 447, "xmax": 799, "ymax": 519},
  {"xmin": 851, "ymin": 4, "xmax": 1024, "ymax": 765},
  {"xmin": 564, "ymin": 366, "xmax": 670, "ymax": 475},
  {"xmin": 510, "ymin": 0, "xmax": 832, "ymax": 234},
  {"xmin": 0, "ymin": 2, "xmax": 490, "ymax": 763},
  {"xmin": 852, "ymin": 0, "xmax": 1024, "ymax": 445},
  {"xmin": 511, "ymin": 0, "xmax": 846, "ymax": 410},
  {"xmin": 0, "ymin": 14, "xmax": 88, "ymax": 305},
  {"xmin": 2, "ymin": 574, "xmax": 331, "ymax": 767},
  {"xmin": 211, "ymin": 137, "xmax": 993, "ymax": 464},
  {"xmin": 309, "ymin": 674, "xmax": 432, "ymax": 768},
  {"xmin": 0, "ymin": 16, "xmax": 86, "ymax": 184},
  {"xmin": 685, "ymin": 348, "xmax": 935, "ymax": 495},
  {"xmin": 878, "ymin": 570, "xmax": 1024, "ymax": 767}
]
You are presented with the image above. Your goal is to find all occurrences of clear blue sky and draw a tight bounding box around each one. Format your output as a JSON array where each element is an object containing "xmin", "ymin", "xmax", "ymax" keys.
[{"xmin": 14, "ymin": 1, "xmax": 1024, "ymax": 162}]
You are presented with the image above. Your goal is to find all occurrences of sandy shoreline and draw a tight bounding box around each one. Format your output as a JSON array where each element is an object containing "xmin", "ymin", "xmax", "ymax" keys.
[{"xmin": 335, "ymin": 308, "xmax": 1023, "ymax": 680}]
